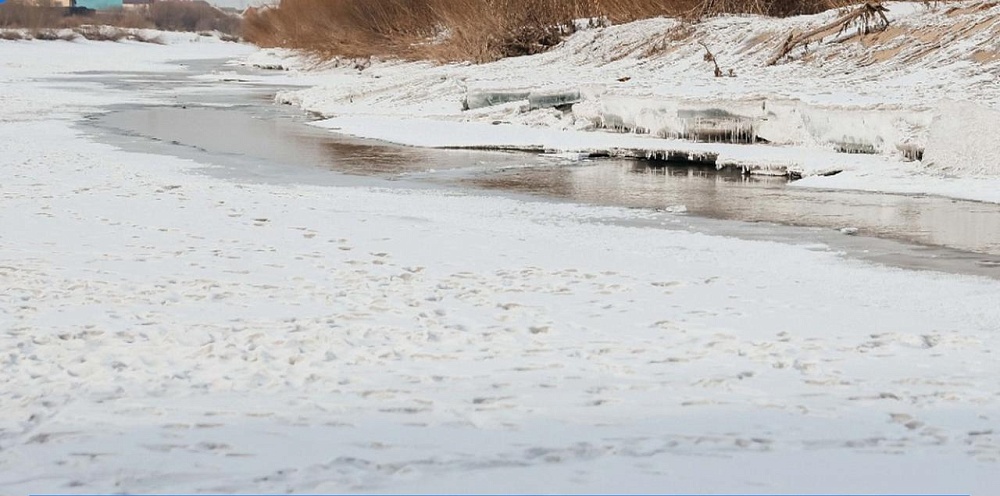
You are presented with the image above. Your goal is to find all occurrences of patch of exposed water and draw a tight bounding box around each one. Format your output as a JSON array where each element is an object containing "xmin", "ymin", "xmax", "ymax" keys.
[
  {"xmin": 462, "ymin": 163, "xmax": 1000, "ymax": 258},
  {"xmin": 72, "ymin": 59, "xmax": 1000, "ymax": 279},
  {"xmin": 90, "ymin": 105, "xmax": 542, "ymax": 184}
]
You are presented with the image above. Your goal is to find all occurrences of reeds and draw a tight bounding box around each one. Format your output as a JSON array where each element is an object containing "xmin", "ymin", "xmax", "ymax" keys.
[
  {"xmin": 149, "ymin": 1, "xmax": 240, "ymax": 34},
  {"xmin": 0, "ymin": 0, "xmax": 65, "ymax": 29},
  {"xmin": 243, "ymin": 0, "xmax": 843, "ymax": 62},
  {"xmin": 0, "ymin": 0, "xmax": 240, "ymax": 36}
]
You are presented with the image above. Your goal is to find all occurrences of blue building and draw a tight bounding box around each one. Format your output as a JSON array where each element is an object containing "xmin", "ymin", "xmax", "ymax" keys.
[{"xmin": 76, "ymin": 0, "xmax": 124, "ymax": 10}]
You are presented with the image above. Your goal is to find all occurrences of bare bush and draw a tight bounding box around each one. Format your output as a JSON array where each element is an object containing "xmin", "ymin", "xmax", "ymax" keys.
[
  {"xmin": 0, "ymin": 0, "xmax": 66, "ymax": 29},
  {"xmin": 243, "ymin": 0, "xmax": 857, "ymax": 62},
  {"xmin": 92, "ymin": 9, "xmax": 154, "ymax": 30},
  {"xmin": 31, "ymin": 28, "xmax": 76, "ymax": 40},
  {"xmin": 30, "ymin": 28, "xmax": 57, "ymax": 39},
  {"xmin": 149, "ymin": 1, "xmax": 240, "ymax": 35},
  {"xmin": 697, "ymin": 0, "xmax": 845, "ymax": 17},
  {"xmin": 765, "ymin": 2, "xmax": 890, "ymax": 65},
  {"xmin": 0, "ymin": 0, "xmax": 238, "ymax": 38},
  {"xmin": 74, "ymin": 25, "xmax": 127, "ymax": 41}
]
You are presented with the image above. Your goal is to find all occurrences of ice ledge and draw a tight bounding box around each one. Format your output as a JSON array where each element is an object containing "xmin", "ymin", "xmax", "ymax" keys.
[
  {"xmin": 459, "ymin": 90, "xmax": 934, "ymax": 161},
  {"xmin": 311, "ymin": 115, "xmax": 896, "ymax": 178}
]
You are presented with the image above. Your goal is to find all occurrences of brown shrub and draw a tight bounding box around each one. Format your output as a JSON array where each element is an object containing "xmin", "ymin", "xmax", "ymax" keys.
[
  {"xmin": 92, "ymin": 9, "xmax": 155, "ymax": 30},
  {"xmin": 0, "ymin": 0, "xmax": 65, "ymax": 29},
  {"xmin": 699, "ymin": 0, "xmax": 848, "ymax": 16},
  {"xmin": 149, "ymin": 1, "xmax": 240, "ymax": 35},
  {"xmin": 243, "ymin": 0, "xmax": 858, "ymax": 62},
  {"xmin": 0, "ymin": 0, "xmax": 239, "ymax": 36},
  {"xmin": 74, "ymin": 25, "xmax": 128, "ymax": 41},
  {"xmin": 31, "ymin": 28, "xmax": 77, "ymax": 40}
]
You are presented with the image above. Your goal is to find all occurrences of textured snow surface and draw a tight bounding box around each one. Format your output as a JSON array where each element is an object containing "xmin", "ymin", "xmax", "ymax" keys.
[
  {"xmin": 3, "ymin": 32, "xmax": 1000, "ymax": 494},
  {"xmin": 245, "ymin": 0, "xmax": 1000, "ymax": 202},
  {"xmin": 923, "ymin": 100, "xmax": 1000, "ymax": 177}
]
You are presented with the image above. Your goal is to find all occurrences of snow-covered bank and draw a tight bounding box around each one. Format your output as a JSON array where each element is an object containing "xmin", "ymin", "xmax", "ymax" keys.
[
  {"xmin": 312, "ymin": 114, "xmax": 896, "ymax": 177},
  {"xmin": 248, "ymin": 0, "xmax": 1000, "ymax": 202},
  {"xmin": 4, "ymin": 36, "xmax": 1000, "ymax": 493},
  {"xmin": 0, "ymin": 34, "xmax": 253, "ymax": 121}
]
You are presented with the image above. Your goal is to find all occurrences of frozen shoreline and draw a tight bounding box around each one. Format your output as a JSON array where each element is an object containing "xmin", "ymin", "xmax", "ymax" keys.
[
  {"xmin": 2, "ymin": 34, "xmax": 1000, "ymax": 493},
  {"xmin": 240, "ymin": 0, "xmax": 1000, "ymax": 203}
]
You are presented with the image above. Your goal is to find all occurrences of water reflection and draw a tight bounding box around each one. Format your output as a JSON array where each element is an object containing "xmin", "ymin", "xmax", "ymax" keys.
[
  {"xmin": 97, "ymin": 106, "xmax": 534, "ymax": 176},
  {"xmin": 95, "ymin": 104, "xmax": 1000, "ymax": 258},
  {"xmin": 467, "ymin": 161, "xmax": 1000, "ymax": 256}
]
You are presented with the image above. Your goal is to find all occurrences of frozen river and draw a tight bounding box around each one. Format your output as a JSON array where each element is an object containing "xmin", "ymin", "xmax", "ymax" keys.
[
  {"xmin": 4, "ymin": 43, "xmax": 997, "ymax": 494},
  {"xmin": 82, "ymin": 60, "xmax": 1000, "ymax": 279}
]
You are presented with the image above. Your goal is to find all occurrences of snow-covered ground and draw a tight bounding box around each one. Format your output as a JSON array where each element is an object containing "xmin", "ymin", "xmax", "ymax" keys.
[
  {"xmin": 2, "ymin": 33, "xmax": 1000, "ymax": 494},
  {"xmin": 237, "ymin": 0, "xmax": 1000, "ymax": 203}
]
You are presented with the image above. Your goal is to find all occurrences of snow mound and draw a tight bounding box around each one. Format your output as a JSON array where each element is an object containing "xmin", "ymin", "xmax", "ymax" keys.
[{"xmin": 923, "ymin": 100, "xmax": 1000, "ymax": 177}]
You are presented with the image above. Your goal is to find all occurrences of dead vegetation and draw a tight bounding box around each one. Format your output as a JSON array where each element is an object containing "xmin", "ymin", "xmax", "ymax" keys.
[
  {"xmin": 765, "ymin": 2, "xmax": 890, "ymax": 65},
  {"xmin": 73, "ymin": 25, "xmax": 127, "ymax": 41},
  {"xmin": 0, "ymin": 0, "xmax": 64, "ymax": 29},
  {"xmin": 0, "ymin": 0, "xmax": 240, "ymax": 36},
  {"xmin": 243, "ymin": 0, "xmax": 851, "ymax": 62},
  {"xmin": 0, "ymin": 24, "xmax": 168, "ymax": 43},
  {"xmin": 31, "ymin": 28, "xmax": 76, "ymax": 40},
  {"xmin": 699, "ymin": 41, "xmax": 737, "ymax": 76},
  {"xmin": 759, "ymin": 0, "xmax": 998, "ymax": 67},
  {"xmin": 639, "ymin": 22, "xmax": 696, "ymax": 58},
  {"xmin": 149, "ymin": 1, "xmax": 240, "ymax": 34}
]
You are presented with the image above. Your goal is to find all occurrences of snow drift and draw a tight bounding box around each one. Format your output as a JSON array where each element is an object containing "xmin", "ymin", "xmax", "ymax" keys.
[{"xmin": 923, "ymin": 100, "xmax": 1000, "ymax": 177}]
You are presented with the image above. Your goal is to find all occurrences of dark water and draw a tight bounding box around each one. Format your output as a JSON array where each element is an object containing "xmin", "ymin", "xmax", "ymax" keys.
[
  {"xmin": 92, "ymin": 105, "xmax": 537, "ymax": 179},
  {"xmin": 72, "ymin": 60, "xmax": 1000, "ymax": 277},
  {"xmin": 464, "ymin": 163, "xmax": 1000, "ymax": 257}
]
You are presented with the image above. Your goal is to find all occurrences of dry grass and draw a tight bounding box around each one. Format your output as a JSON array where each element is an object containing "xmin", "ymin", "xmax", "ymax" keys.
[
  {"xmin": 149, "ymin": 1, "xmax": 240, "ymax": 34},
  {"xmin": 243, "ymin": 0, "xmax": 854, "ymax": 62},
  {"xmin": 74, "ymin": 25, "xmax": 128, "ymax": 41},
  {"xmin": 0, "ymin": 0, "xmax": 65, "ymax": 29},
  {"xmin": 0, "ymin": 0, "xmax": 239, "ymax": 36},
  {"xmin": 92, "ymin": 9, "xmax": 156, "ymax": 30},
  {"xmin": 31, "ymin": 28, "xmax": 77, "ymax": 40}
]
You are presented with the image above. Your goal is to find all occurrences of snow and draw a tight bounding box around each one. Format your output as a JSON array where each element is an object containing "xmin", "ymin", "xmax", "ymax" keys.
[
  {"xmin": 247, "ymin": 0, "xmax": 1000, "ymax": 203},
  {"xmin": 794, "ymin": 159, "xmax": 1000, "ymax": 204},
  {"xmin": 0, "ymin": 35, "xmax": 255, "ymax": 120},
  {"xmin": 923, "ymin": 99, "xmax": 1000, "ymax": 177},
  {"xmin": 3, "ymin": 23, "xmax": 1000, "ymax": 495},
  {"xmin": 313, "ymin": 114, "xmax": 887, "ymax": 176}
]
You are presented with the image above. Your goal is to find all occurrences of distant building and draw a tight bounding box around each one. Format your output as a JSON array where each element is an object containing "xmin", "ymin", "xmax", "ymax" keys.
[
  {"xmin": 21, "ymin": 0, "xmax": 75, "ymax": 6},
  {"xmin": 123, "ymin": 0, "xmax": 153, "ymax": 9},
  {"xmin": 75, "ymin": 0, "xmax": 123, "ymax": 9}
]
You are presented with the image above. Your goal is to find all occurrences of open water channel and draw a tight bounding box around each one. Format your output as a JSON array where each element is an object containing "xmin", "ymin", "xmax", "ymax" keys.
[{"xmin": 61, "ymin": 58, "xmax": 1000, "ymax": 279}]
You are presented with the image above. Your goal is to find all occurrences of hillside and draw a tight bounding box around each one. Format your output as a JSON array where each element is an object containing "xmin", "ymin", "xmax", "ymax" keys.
[{"xmin": 239, "ymin": 1, "xmax": 1000, "ymax": 201}]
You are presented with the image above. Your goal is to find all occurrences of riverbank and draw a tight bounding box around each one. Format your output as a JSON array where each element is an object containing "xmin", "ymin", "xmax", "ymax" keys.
[
  {"xmin": 2, "ymin": 36, "xmax": 1000, "ymax": 493},
  {"xmin": 241, "ymin": 0, "xmax": 1000, "ymax": 203}
]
